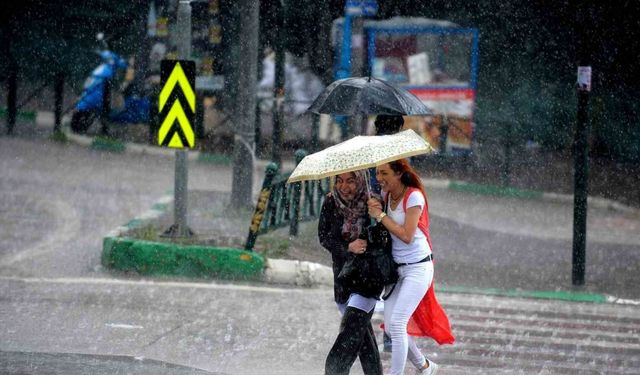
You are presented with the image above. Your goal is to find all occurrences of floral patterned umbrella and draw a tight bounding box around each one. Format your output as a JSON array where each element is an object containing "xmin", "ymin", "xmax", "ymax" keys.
[{"xmin": 287, "ymin": 129, "xmax": 434, "ymax": 183}]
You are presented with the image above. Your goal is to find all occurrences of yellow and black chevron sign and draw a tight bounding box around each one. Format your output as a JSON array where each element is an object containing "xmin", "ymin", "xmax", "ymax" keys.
[{"xmin": 158, "ymin": 60, "xmax": 196, "ymax": 148}]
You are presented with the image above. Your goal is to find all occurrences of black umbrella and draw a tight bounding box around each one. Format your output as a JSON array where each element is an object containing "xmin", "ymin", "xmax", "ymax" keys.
[{"xmin": 307, "ymin": 76, "xmax": 432, "ymax": 116}]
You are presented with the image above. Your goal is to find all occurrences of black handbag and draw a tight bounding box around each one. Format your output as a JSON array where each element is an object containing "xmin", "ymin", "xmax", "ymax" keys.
[{"xmin": 337, "ymin": 217, "xmax": 397, "ymax": 299}]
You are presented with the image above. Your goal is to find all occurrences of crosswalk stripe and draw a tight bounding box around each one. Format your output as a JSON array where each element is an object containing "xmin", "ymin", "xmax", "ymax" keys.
[{"xmin": 372, "ymin": 293, "xmax": 640, "ymax": 373}]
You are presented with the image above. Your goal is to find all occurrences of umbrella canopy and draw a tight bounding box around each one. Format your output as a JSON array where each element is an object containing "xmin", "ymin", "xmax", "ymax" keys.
[
  {"xmin": 287, "ymin": 129, "xmax": 434, "ymax": 183},
  {"xmin": 307, "ymin": 76, "xmax": 432, "ymax": 116}
]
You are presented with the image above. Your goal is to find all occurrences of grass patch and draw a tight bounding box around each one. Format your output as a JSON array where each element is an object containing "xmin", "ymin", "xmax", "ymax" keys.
[
  {"xmin": 50, "ymin": 130, "xmax": 68, "ymax": 143},
  {"xmin": 0, "ymin": 108, "xmax": 36, "ymax": 122},
  {"xmin": 449, "ymin": 181, "xmax": 543, "ymax": 200},
  {"xmin": 103, "ymin": 237, "xmax": 264, "ymax": 280},
  {"xmin": 197, "ymin": 152, "xmax": 231, "ymax": 165},
  {"xmin": 126, "ymin": 223, "xmax": 212, "ymax": 246},
  {"xmin": 127, "ymin": 224, "xmax": 161, "ymax": 242},
  {"xmin": 210, "ymin": 204, "xmax": 255, "ymax": 219},
  {"xmin": 254, "ymin": 235, "xmax": 291, "ymax": 259},
  {"xmin": 91, "ymin": 136, "xmax": 126, "ymax": 153}
]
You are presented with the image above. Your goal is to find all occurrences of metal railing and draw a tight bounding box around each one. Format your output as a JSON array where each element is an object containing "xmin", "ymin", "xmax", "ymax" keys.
[{"xmin": 244, "ymin": 149, "xmax": 330, "ymax": 251}]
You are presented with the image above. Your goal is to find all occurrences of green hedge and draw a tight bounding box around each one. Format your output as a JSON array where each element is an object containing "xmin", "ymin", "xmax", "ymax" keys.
[{"xmin": 102, "ymin": 237, "xmax": 264, "ymax": 280}]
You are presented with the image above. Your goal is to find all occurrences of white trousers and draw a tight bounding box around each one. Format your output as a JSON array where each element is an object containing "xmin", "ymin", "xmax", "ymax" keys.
[{"xmin": 384, "ymin": 261, "xmax": 434, "ymax": 375}]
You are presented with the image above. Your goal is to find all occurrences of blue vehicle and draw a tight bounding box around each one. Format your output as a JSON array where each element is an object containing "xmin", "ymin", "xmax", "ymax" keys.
[{"xmin": 71, "ymin": 33, "xmax": 152, "ymax": 133}]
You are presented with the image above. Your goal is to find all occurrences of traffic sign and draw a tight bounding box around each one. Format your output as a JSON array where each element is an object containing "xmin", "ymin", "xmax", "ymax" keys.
[
  {"xmin": 345, "ymin": 0, "xmax": 377, "ymax": 16},
  {"xmin": 158, "ymin": 60, "xmax": 196, "ymax": 148}
]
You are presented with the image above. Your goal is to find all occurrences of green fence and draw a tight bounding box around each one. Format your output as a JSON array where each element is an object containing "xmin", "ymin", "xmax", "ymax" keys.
[{"xmin": 244, "ymin": 149, "xmax": 330, "ymax": 250}]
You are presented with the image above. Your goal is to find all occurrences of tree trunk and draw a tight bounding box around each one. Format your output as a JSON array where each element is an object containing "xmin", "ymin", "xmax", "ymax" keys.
[{"xmin": 231, "ymin": 0, "xmax": 259, "ymax": 208}]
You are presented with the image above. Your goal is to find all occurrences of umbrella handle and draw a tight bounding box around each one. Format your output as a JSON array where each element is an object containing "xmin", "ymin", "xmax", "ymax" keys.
[{"xmin": 365, "ymin": 168, "xmax": 372, "ymax": 198}]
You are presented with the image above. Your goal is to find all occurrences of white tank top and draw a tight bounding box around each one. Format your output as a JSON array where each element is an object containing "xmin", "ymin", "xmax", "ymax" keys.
[{"xmin": 387, "ymin": 191, "xmax": 431, "ymax": 264}]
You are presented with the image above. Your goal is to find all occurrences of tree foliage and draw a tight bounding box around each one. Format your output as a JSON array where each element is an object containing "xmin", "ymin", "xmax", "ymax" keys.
[
  {"xmin": 1, "ymin": 0, "xmax": 146, "ymax": 82},
  {"xmin": 2, "ymin": 0, "xmax": 638, "ymax": 160}
]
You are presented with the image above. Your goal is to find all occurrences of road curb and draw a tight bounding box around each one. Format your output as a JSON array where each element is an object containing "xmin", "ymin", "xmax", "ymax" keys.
[
  {"xmin": 448, "ymin": 180, "xmax": 543, "ymax": 200},
  {"xmin": 101, "ymin": 194, "xmax": 264, "ymax": 281},
  {"xmin": 0, "ymin": 107, "xmax": 37, "ymax": 122},
  {"xmin": 264, "ymin": 258, "xmax": 333, "ymax": 287},
  {"xmin": 437, "ymin": 285, "xmax": 609, "ymax": 304},
  {"xmin": 64, "ymin": 129, "xmax": 264, "ymax": 168},
  {"xmin": 423, "ymin": 178, "xmax": 639, "ymax": 214}
]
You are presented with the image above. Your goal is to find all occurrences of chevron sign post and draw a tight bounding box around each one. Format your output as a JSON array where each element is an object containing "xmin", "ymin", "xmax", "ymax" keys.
[{"xmin": 158, "ymin": 60, "xmax": 196, "ymax": 148}]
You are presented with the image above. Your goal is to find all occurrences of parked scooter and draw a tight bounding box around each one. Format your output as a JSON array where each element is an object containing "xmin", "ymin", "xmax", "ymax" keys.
[{"xmin": 71, "ymin": 33, "xmax": 151, "ymax": 133}]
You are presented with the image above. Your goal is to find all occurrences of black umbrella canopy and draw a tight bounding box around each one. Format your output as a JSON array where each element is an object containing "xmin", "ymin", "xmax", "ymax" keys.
[{"xmin": 307, "ymin": 76, "xmax": 432, "ymax": 116}]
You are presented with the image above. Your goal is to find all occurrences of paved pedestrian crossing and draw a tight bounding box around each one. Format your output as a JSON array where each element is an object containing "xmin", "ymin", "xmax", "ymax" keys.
[{"xmin": 372, "ymin": 293, "xmax": 640, "ymax": 374}]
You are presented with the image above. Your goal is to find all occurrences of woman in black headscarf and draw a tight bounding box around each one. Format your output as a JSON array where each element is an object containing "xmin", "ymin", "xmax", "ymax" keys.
[{"xmin": 319, "ymin": 170, "xmax": 383, "ymax": 375}]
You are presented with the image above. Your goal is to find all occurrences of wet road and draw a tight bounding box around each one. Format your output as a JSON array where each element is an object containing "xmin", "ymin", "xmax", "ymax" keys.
[
  {"xmin": 1, "ymin": 133, "xmax": 639, "ymax": 374},
  {"xmin": 0, "ymin": 136, "xmax": 260, "ymax": 278},
  {"xmin": 1, "ymin": 276, "xmax": 638, "ymax": 374}
]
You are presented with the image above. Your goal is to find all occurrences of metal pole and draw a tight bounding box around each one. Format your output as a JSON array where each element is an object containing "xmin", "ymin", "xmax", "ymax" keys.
[
  {"xmin": 6, "ymin": 66, "xmax": 17, "ymax": 135},
  {"xmin": 195, "ymin": 96, "xmax": 204, "ymax": 139},
  {"xmin": 572, "ymin": 75, "xmax": 590, "ymax": 286},
  {"xmin": 271, "ymin": 0, "xmax": 286, "ymax": 167},
  {"xmin": 310, "ymin": 114, "xmax": 320, "ymax": 152},
  {"xmin": 501, "ymin": 121, "xmax": 512, "ymax": 187},
  {"xmin": 572, "ymin": 5, "xmax": 592, "ymax": 286},
  {"xmin": 100, "ymin": 78, "xmax": 111, "ymax": 136},
  {"xmin": 337, "ymin": 15, "xmax": 352, "ymax": 80},
  {"xmin": 245, "ymin": 162, "xmax": 278, "ymax": 251},
  {"xmin": 288, "ymin": 149, "xmax": 307, "ymax": 237},
  {"xmin": 255, "ymin": 98, "xmax": 262, "ymax": 150},
  {"xmin": 54, "ymin": 72, "xmax": 64, "ymax": 134},
  {"xmin": 350, "ymin": 16, "xmax": 364, "ymax": 78},
  {"xmin": 348, "ymin": 15, "xmax": 365, "ymax": 137},
  {"xmin": 336, "ymin": 15, "xmax": 352, "ymax": 141},
  {"xmin": 173, "ymin": 0, "xmax": 192, "ymax": 237}
]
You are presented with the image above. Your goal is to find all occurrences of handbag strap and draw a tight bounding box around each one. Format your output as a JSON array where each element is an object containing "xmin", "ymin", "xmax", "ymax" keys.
[{"xmin": 382, "ymin": 283, "xmax": 396, "ymax": 300}]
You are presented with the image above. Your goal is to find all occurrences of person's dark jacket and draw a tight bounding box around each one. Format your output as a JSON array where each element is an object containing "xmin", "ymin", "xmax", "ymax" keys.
[{"xmin": 318, "ymin": 194, "xmax": 367, "ymax": 304}]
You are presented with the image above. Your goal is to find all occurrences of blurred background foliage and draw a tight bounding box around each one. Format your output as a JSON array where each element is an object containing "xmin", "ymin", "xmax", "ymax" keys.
[
  {"xmin": 1, "ymin": 1, "xmax": 146, "ymax": 83},
  {"xmin": 1, "ymin": 0, "xmax": 638, "ymax": 161}
]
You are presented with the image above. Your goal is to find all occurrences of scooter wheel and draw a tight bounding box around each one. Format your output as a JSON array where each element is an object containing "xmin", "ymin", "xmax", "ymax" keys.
[{"xmin": 70, "ymin": 111, "xmax": 96, "ymax": 134}]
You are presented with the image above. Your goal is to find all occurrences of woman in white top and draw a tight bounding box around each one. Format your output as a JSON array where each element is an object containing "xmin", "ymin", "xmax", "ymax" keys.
[{"xmin": 367, "ymin": 159, "xmax": 438, "ymax": 375}]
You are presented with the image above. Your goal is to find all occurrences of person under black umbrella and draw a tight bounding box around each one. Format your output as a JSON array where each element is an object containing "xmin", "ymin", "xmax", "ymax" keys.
[
  {"xmin": 374, "ymin": 114, "xmax": 405, "ymax": 135},
  {"xmin": 370, "ymin": 115, "xmax": 405, "ymax": 193}
]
